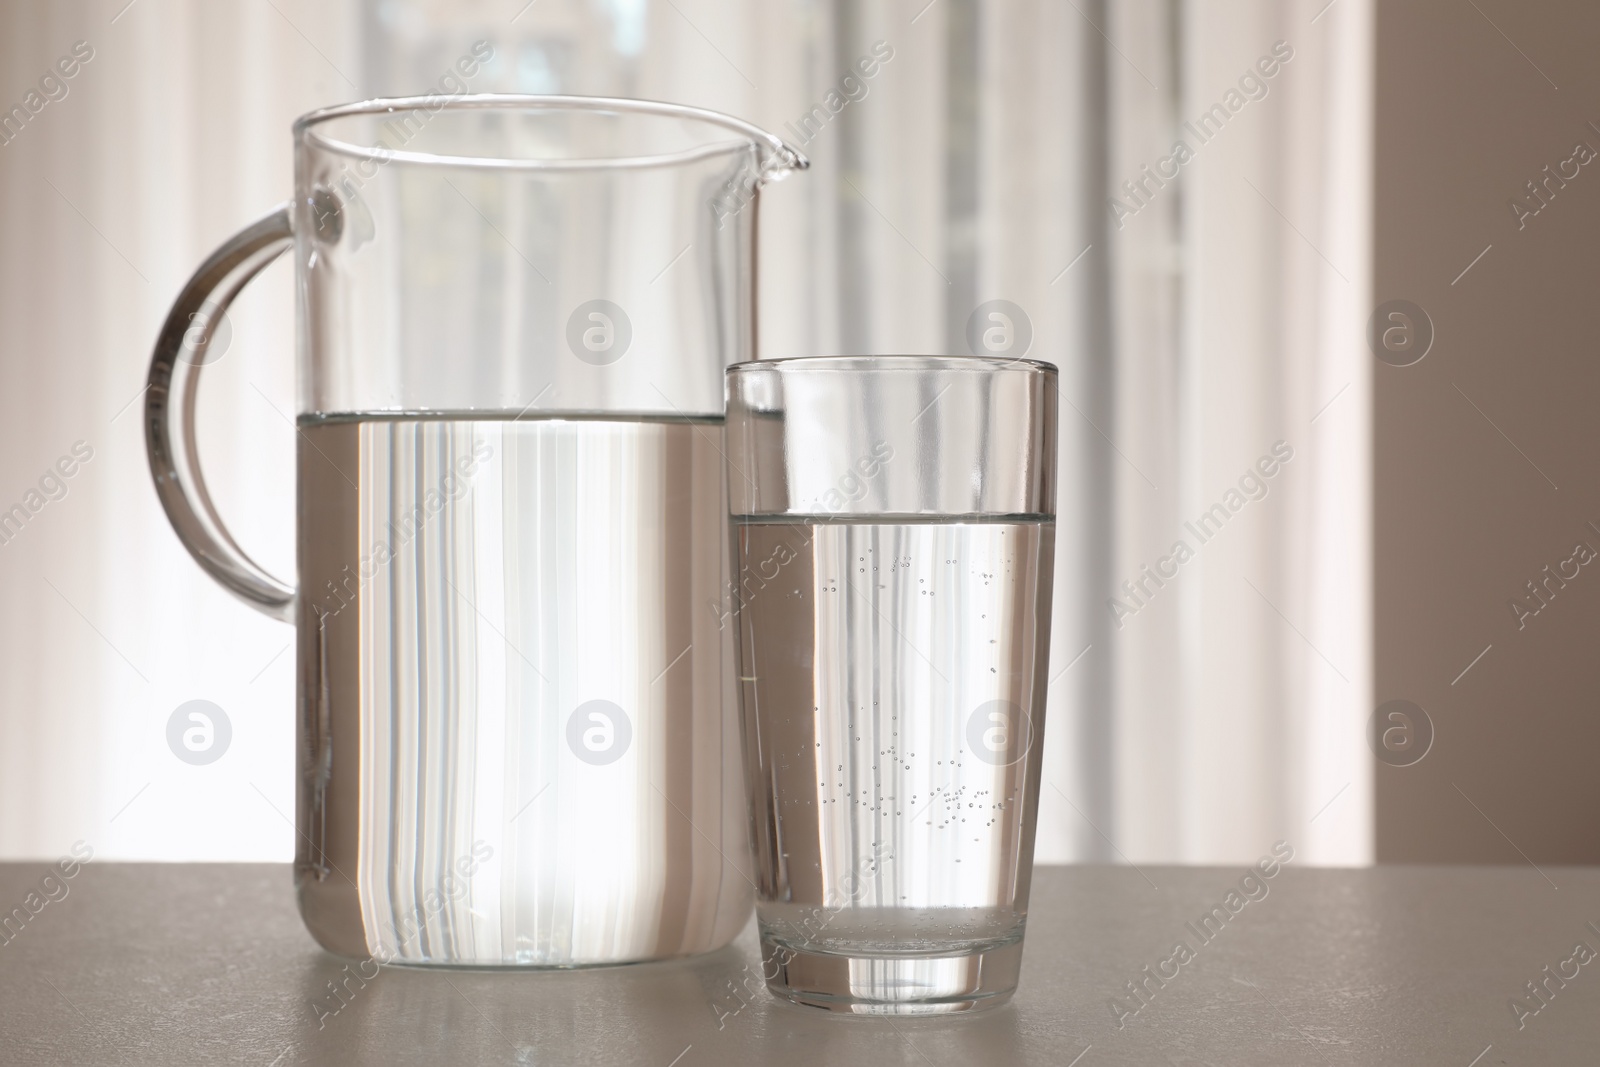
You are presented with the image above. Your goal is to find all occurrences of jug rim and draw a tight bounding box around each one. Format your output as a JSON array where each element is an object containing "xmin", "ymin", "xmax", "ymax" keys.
[
  {"xmin": 293, "ymin": 93, "xmax": 809, "ymax": 176},
  {"xmin": 727, "ymin": 355, "xmax": 1059, "ymax": 374}
]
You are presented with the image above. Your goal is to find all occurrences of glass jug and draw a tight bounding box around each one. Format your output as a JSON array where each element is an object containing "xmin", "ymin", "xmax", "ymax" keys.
[{"xmin": 144, "ymin": 96, "xmax": 806, "ymax": 966}]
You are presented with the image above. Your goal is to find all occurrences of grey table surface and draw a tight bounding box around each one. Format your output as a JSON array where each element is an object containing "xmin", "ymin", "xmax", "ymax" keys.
[{"xmin": 0, "ymin": 863, "xmax": 1596, "ymax": 1065}]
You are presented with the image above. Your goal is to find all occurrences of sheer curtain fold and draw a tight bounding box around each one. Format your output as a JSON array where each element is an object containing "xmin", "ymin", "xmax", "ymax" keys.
[
  {"xmin": 0, "ymin": 0, "xmax": 361, "ymax": 858},
  {"xmin": 1108, "ymin": 0, "xmax": 1374, "ymax": 864}
]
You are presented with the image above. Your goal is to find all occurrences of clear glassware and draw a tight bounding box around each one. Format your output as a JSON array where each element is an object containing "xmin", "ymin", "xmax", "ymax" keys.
[
  {"xmin": 145, "ymin": 96, "xmax": 805, "ymax": 966},
  {"xmin": 725, "ymin": 355, "xmax": 1059, "ymax": 1013}
]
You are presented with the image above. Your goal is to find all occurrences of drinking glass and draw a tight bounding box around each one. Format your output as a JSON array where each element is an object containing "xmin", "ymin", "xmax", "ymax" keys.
[
  {"xmin": 725, "ymin": 355, "xmax": 1058, "ymax": 1012},
  {"xmin": 144, "ymin": 96, "xmax": 805, "ymax": 965}
]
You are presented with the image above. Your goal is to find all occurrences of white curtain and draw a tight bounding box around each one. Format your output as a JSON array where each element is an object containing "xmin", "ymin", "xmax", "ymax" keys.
[
  {"xmin": 0, "ymin": 0, "xmax": 360, "ymax": 859},
  {"xmin": 0, "ymin": 0, "xmax": 1370, "ymax": 864},
  {"xmin": 1104, "ymin": 0, "xmax": 1374, "ymax": 865}
]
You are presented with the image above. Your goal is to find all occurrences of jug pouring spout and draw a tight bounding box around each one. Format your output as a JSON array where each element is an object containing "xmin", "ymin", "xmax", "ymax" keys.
[{"xmin": 758, "ymin": 139, "xmax": 810, "ymax": 183}]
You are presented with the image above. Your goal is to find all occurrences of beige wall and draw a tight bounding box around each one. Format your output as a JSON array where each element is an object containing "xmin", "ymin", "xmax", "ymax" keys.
[{"xmin": 1376, "ymin": 0, "xmax": 1600, "ymax": 862}]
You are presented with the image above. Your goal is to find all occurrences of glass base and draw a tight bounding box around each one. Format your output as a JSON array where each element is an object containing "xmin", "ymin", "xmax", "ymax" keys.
[{"xmin": 762, "ymin": 936, "xmax": 1023, "ymax": 1015}]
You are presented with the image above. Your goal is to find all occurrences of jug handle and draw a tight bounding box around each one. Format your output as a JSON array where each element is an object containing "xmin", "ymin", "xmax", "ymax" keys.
[{"xmin": 145, "ymin": 204, "xmax": 297, "ymax": 623}]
